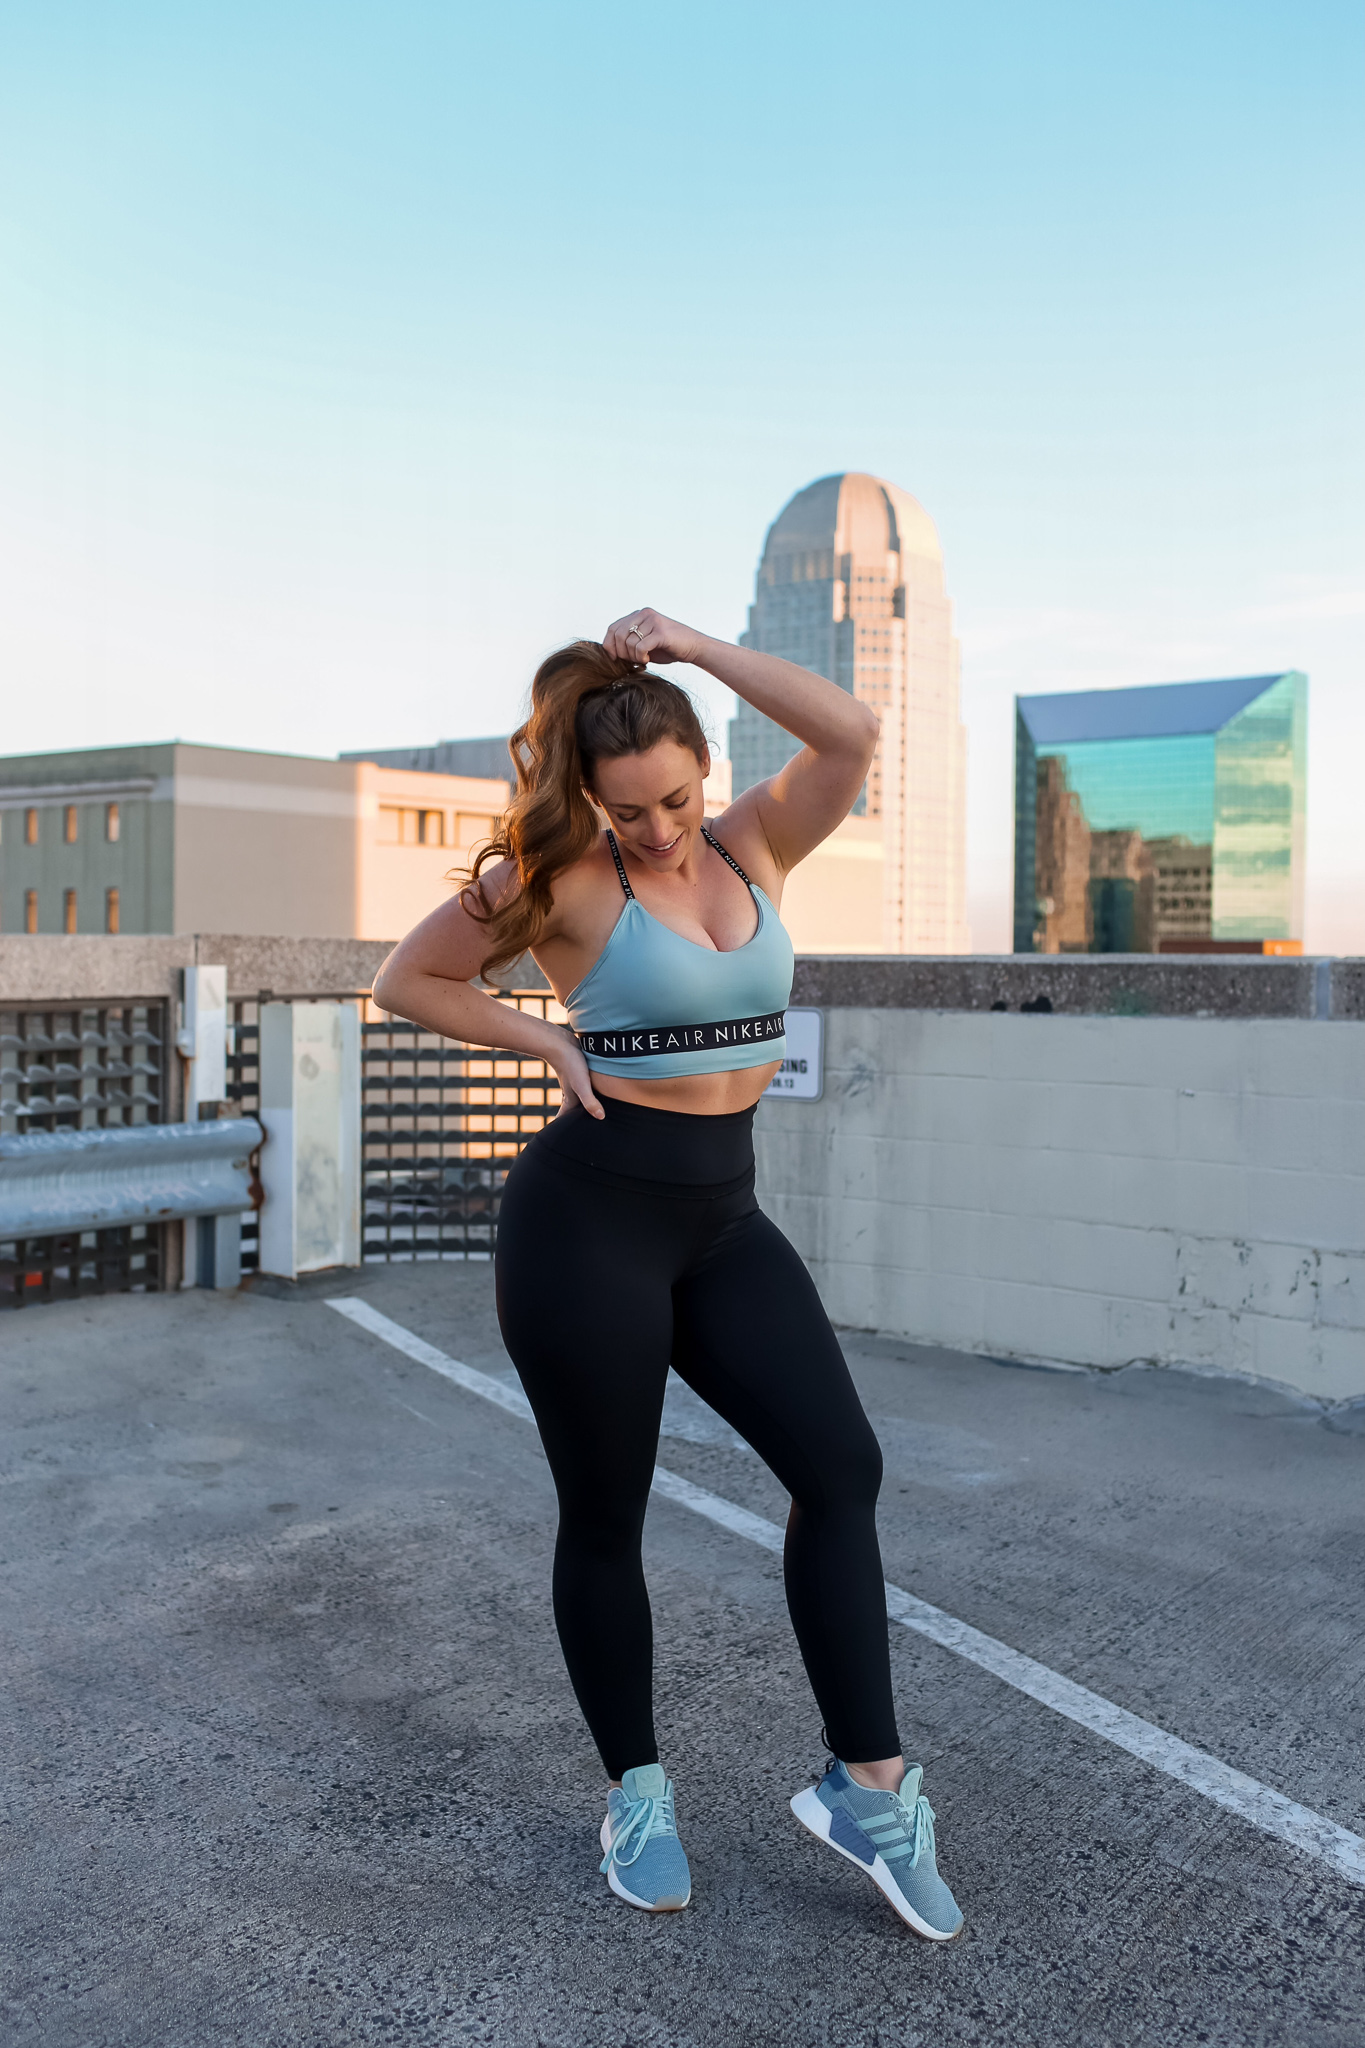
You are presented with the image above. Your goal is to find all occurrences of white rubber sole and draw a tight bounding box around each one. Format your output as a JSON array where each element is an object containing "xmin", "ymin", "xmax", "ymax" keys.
[
  {"xmin": 790, "ymin": 1787, "xmax": 963, "ymax": 1942},
  {"xmin": 599, "ymin": 1817, "xmax": 691, "ymax": 1912}
]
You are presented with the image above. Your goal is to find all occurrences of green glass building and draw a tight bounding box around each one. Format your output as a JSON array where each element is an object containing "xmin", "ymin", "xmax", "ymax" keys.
[{"xmin": 1013, "ymin": 673, "xmax": 1307, "ymax": 955}]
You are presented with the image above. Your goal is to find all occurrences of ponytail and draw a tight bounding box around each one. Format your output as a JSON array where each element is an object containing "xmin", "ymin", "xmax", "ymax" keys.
[{"xmin": 458, "ymin": 641, "xmax": 708, "ymax": 981}]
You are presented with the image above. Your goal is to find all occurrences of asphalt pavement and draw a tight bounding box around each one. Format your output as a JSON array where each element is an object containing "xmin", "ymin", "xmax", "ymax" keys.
[{"xmin": 2, "ymin": 1259, "xmax": 1362, "ymax": 2048}]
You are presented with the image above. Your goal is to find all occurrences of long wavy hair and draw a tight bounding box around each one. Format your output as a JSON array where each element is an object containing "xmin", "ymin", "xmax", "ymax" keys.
[{"xmin": 458, "ymin": 640, "xmax": 709, "ymax": 981}]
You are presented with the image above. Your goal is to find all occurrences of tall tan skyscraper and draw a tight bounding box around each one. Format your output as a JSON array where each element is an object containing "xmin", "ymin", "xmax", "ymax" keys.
[{"xmin": 730, "ymin": 472, "xmax": 968, "ymax": 953}]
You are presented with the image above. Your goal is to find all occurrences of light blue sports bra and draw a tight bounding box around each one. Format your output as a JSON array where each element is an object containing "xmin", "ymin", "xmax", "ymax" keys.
[{"xmin": 565, "ymin": 826, "xmax": 794, "ymax": 1078}]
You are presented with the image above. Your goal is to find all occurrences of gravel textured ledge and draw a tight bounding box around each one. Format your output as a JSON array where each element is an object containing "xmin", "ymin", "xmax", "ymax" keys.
[
  {"xmin": 2, "ymin": 936, "xmax": 1361, "ymax": 1020},
  {"xmin": 791, "ymin": 953, "xmax": 1364, "ymax": 1020},
  {"xmin": 0, "ymin": 934, "xmax": 394, "ymax": 1004}
]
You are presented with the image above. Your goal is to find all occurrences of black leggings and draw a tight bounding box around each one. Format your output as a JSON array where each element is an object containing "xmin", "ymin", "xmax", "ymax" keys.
[{"xmin": 494, "ymin": 1095, "xmax": 900, "ymax": 1779}]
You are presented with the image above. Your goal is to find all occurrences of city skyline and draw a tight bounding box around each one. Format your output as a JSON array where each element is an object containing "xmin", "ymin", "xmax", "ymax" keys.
[{"xmin": 0, "ymin": 4, "xmax": 1359, "ymax": 951}]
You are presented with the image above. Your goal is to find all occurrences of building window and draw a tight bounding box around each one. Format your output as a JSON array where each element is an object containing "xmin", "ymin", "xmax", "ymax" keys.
[
  {"xmin": 106, "ymin": 802, "xmax": 120, "ymax": 842},
  {"xmin": 455, "ymin": 812, "xmax": 496, "ymax": 848},
  {"xmin": 64, "ymin": 889, "xmax": 78, "ymax": 934},
  {"xmin": 377, "ymin": 805, "xmax": 444, "ymax": 846},
  {"xmin": 106, "ymin": 887, "xmax": 120, "ymax": 934},
  {"xmin": 25, "ymin": 890, "xmax": 38, "ymax": 934},
  {"xmin": 25, "ymin": 808, "xmax": 38, "ymax": 845},
  {"xmin": 65, "ymin": 805, "xmax": 79, "ymax": 844}
]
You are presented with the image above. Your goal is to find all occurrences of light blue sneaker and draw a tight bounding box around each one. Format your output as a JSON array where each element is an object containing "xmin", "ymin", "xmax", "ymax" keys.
[
  {"xmin": 599, "ymin": 1763, "xmax": 692, "ymax": 1911},
  {"xmin": 791, "ymin": 1759, "xmax": 964, "ymax": 1940}
]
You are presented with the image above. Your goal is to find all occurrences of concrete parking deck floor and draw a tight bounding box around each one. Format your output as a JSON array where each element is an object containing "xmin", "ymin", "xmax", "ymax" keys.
[{"xmin": 2, "ymin": 1262, "xmax": 1362, "ymax": 2048}]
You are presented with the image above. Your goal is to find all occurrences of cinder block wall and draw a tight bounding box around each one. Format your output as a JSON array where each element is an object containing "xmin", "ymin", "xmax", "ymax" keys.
[{"xmin": 754, "ymin": 1012, "xmax": 1364, "ymax": 1402}]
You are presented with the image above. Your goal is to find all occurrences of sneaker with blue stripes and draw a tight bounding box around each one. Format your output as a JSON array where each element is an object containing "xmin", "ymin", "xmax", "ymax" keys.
[
  {"xmin": 791, "ymin": 1759, "xmax": 964, "ymax": 1940},
  {"xmin": 599, "ymin": 1763, "xmax": 692, "ymax": 1911}
]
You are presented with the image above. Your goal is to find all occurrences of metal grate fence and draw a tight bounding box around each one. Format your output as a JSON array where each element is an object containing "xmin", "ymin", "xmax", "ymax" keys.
[
  {"xmin": 0, "ymin": 1003, "xmax": 167, "ymax": 1134},
  {"xmin": 224, "ymin": 990, "xmax": 561, "ymax": 1270},
  {"xmin": 2, "ymin": 989, "xmax": 558, "ymax": 1301},
  {"xmin": 1, "ymin": 1225, "xmax": 163, "ymax": 1308},
  {"xmin": 1, "ymin": 1001, "xmax": 170, "ymax": 1306}
]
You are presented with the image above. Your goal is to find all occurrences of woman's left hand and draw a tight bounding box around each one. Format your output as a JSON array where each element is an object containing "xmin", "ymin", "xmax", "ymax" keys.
[{"xmin": 603, "ymin": 608, "xmax": 704, "ymax": 667}]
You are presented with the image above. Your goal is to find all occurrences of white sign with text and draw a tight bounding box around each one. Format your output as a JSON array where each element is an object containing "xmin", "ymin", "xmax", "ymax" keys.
[{"xmin": 764, "ymin": 1007, "xmax": 824, "ymax": 1102}]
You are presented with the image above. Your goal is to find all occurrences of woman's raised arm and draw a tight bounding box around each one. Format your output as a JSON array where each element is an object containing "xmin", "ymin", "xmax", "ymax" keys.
[
  {"xmin": 603, "ymin": 609, "xmax": 879, "ymax": 873},
  {"xmin": 371, "ymin": 865, "xmax": 604, "ymax": 1117}
]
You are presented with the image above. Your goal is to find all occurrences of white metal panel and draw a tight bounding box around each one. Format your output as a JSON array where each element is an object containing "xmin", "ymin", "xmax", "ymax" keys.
[
  {"xmin": 256, "ymin": 1002, "xmax": 361, "ymax": 1278},
  {"xmin": 182, "ymin": 965, "xmax": 228, "ymax": 1111}
]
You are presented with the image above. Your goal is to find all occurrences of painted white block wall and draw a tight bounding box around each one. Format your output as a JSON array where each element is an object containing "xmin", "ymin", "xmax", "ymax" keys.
[
  {"xmin": 257, "ymin": 1002, "xmax": 361, "ymax": 1278},
  {"xmin": 753, "ymin": 1013, "xmax": 1364, "ymax": 1402},
  {"xmin": 179, "ymin": 964, "xmax": 227, "ymax": 1116}
]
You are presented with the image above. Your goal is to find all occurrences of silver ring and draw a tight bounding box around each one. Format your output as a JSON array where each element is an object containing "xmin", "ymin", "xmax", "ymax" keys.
[{"xmin": 626, "ymin": 627, "xmax": 643, "ymax": 640}]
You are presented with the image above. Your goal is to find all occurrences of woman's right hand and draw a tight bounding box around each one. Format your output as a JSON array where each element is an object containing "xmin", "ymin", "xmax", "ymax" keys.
[
  {"xmin": 603, "ymin": 608, "xmax": 705, "ymax": 667},
  {"xmin": 546, "ymin": 1031, "xmax": 605, "ymax": 1120}
]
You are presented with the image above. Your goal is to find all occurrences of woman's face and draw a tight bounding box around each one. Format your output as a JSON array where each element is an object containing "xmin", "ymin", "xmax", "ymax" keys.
[{"xmin": 589, "ymin": 739, "xmax": 711, "ymax": 875}]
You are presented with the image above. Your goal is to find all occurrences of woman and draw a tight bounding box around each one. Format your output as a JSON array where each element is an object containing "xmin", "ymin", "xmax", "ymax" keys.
[{"xmin": 373, "ymin": 610, "xmax": 964, "ymax": 1941}]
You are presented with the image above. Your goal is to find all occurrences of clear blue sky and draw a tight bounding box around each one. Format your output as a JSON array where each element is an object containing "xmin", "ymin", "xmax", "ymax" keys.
[{"xmin": 1, "ymin": 1, "xmax": 1361, "ymax": 947}]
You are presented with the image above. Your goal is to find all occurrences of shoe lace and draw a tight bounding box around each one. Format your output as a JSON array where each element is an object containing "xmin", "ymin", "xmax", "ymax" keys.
[
  {"xmin": 892, "ymin": 1788, "xmax": 937, "ymax": 1867},
  {"xmin": 599, "ymin": 1783, "xmax": 676, "ymax": 1874}
]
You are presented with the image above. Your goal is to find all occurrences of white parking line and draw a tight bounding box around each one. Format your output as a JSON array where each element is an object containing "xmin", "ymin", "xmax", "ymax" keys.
[{"xmin": 327, "ymin": 1295, "xmax": 1365, "ymax": 1890}]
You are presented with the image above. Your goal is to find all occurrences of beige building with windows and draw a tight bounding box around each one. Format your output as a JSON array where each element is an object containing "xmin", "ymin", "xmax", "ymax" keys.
[
  {"xmin": 347, "ymin": 734, "xmax": 881, "ymax": 954},
  {"xmin": 0, "ymin": 743, "xmax": 508, "ymax": 941},
  {"xmin": 730, "ymin": 472, "xmax": 969, "ymax": 953},
  {"xmin": 2, "ymin": 724, "xmax": 894, "ymax": 957}
]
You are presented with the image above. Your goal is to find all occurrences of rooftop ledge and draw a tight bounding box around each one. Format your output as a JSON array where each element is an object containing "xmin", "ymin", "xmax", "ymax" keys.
[
  {"xmin": 0, "ymin": 936, "xmax": 1360, "ymax": 1021},
  {"xmin": 790, "ymin": 954, "xmax": 1362, "ymax": 1021}
]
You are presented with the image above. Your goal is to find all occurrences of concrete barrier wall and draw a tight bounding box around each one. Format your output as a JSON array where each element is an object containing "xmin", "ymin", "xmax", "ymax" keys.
[
  {"xmin": 755, "ymin": 1011, "xmax": 1364, "ymax": 1403},
  {"xmin": 5, "ymin": 938, "xmax": 1365, "ymax": 1016},
  {"xmin": 0, "ymin": 933, "xmax": 394, "ymax": 1004},
  {"xmin": 6, "ymin": 937, "xmax": 1362, "ymax": 1399}
]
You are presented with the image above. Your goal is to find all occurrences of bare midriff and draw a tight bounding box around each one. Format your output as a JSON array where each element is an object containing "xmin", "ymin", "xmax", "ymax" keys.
[{"xmin": 592, "ymin": 1061, "xmax": 782, "ymax": 1116}]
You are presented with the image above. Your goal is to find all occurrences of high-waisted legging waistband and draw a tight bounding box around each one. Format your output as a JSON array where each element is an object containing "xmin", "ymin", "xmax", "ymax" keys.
[{"xmin": 528, "ymin": 1094, "xmax": 757, "ymax": 1193}]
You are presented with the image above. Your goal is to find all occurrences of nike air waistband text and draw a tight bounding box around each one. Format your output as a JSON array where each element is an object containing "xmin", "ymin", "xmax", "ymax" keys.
[{"xmin": 577, "ymin": 1012, "xmax": 787, "ymax": 1060}]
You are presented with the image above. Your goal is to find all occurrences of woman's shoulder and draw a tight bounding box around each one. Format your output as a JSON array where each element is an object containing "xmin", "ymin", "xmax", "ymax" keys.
[
  {"xmin": 528, "ymin": 833, "xmax": 624, "ymax": 980},
  {"xmin": 533, "ymin": 831, "xmax": 620, "ymax": 941},
  {"xmin": 465, "ymin": 854, "xmax": 519, "ymax": 908},
  {"xmin": 551, "ymin": 828, "xmax": 615, "ymax": 893},
  {"xmin": 704, "ymin": 797, "xmax": 783, "ymax": 894},
  {"xmin": 482, "ymin": 832, "xmax": 613, "ymax": 904}
]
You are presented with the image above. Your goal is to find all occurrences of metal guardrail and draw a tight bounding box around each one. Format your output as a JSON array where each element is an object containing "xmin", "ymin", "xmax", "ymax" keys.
[
  {"xmin": 0, "ymin": 1118, "xmax": 262, "ymax": 1306},
  {"xmin": 0, "ymin": 1116, "xmax": 262, "ymax": 1235}
]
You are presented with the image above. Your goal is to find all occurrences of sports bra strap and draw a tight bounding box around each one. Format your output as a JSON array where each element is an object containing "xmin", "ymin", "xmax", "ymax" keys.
[
  {"xmin": 604, "ymin": 823, "xmax": 751, "ymax": 896},
  {"xmin": 604, "ymin": 829, "xmax": 635, "ymax": 899},
  {"xmin": 701, "ymin": 824, "xmax": 752, "ymax": 888}
]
